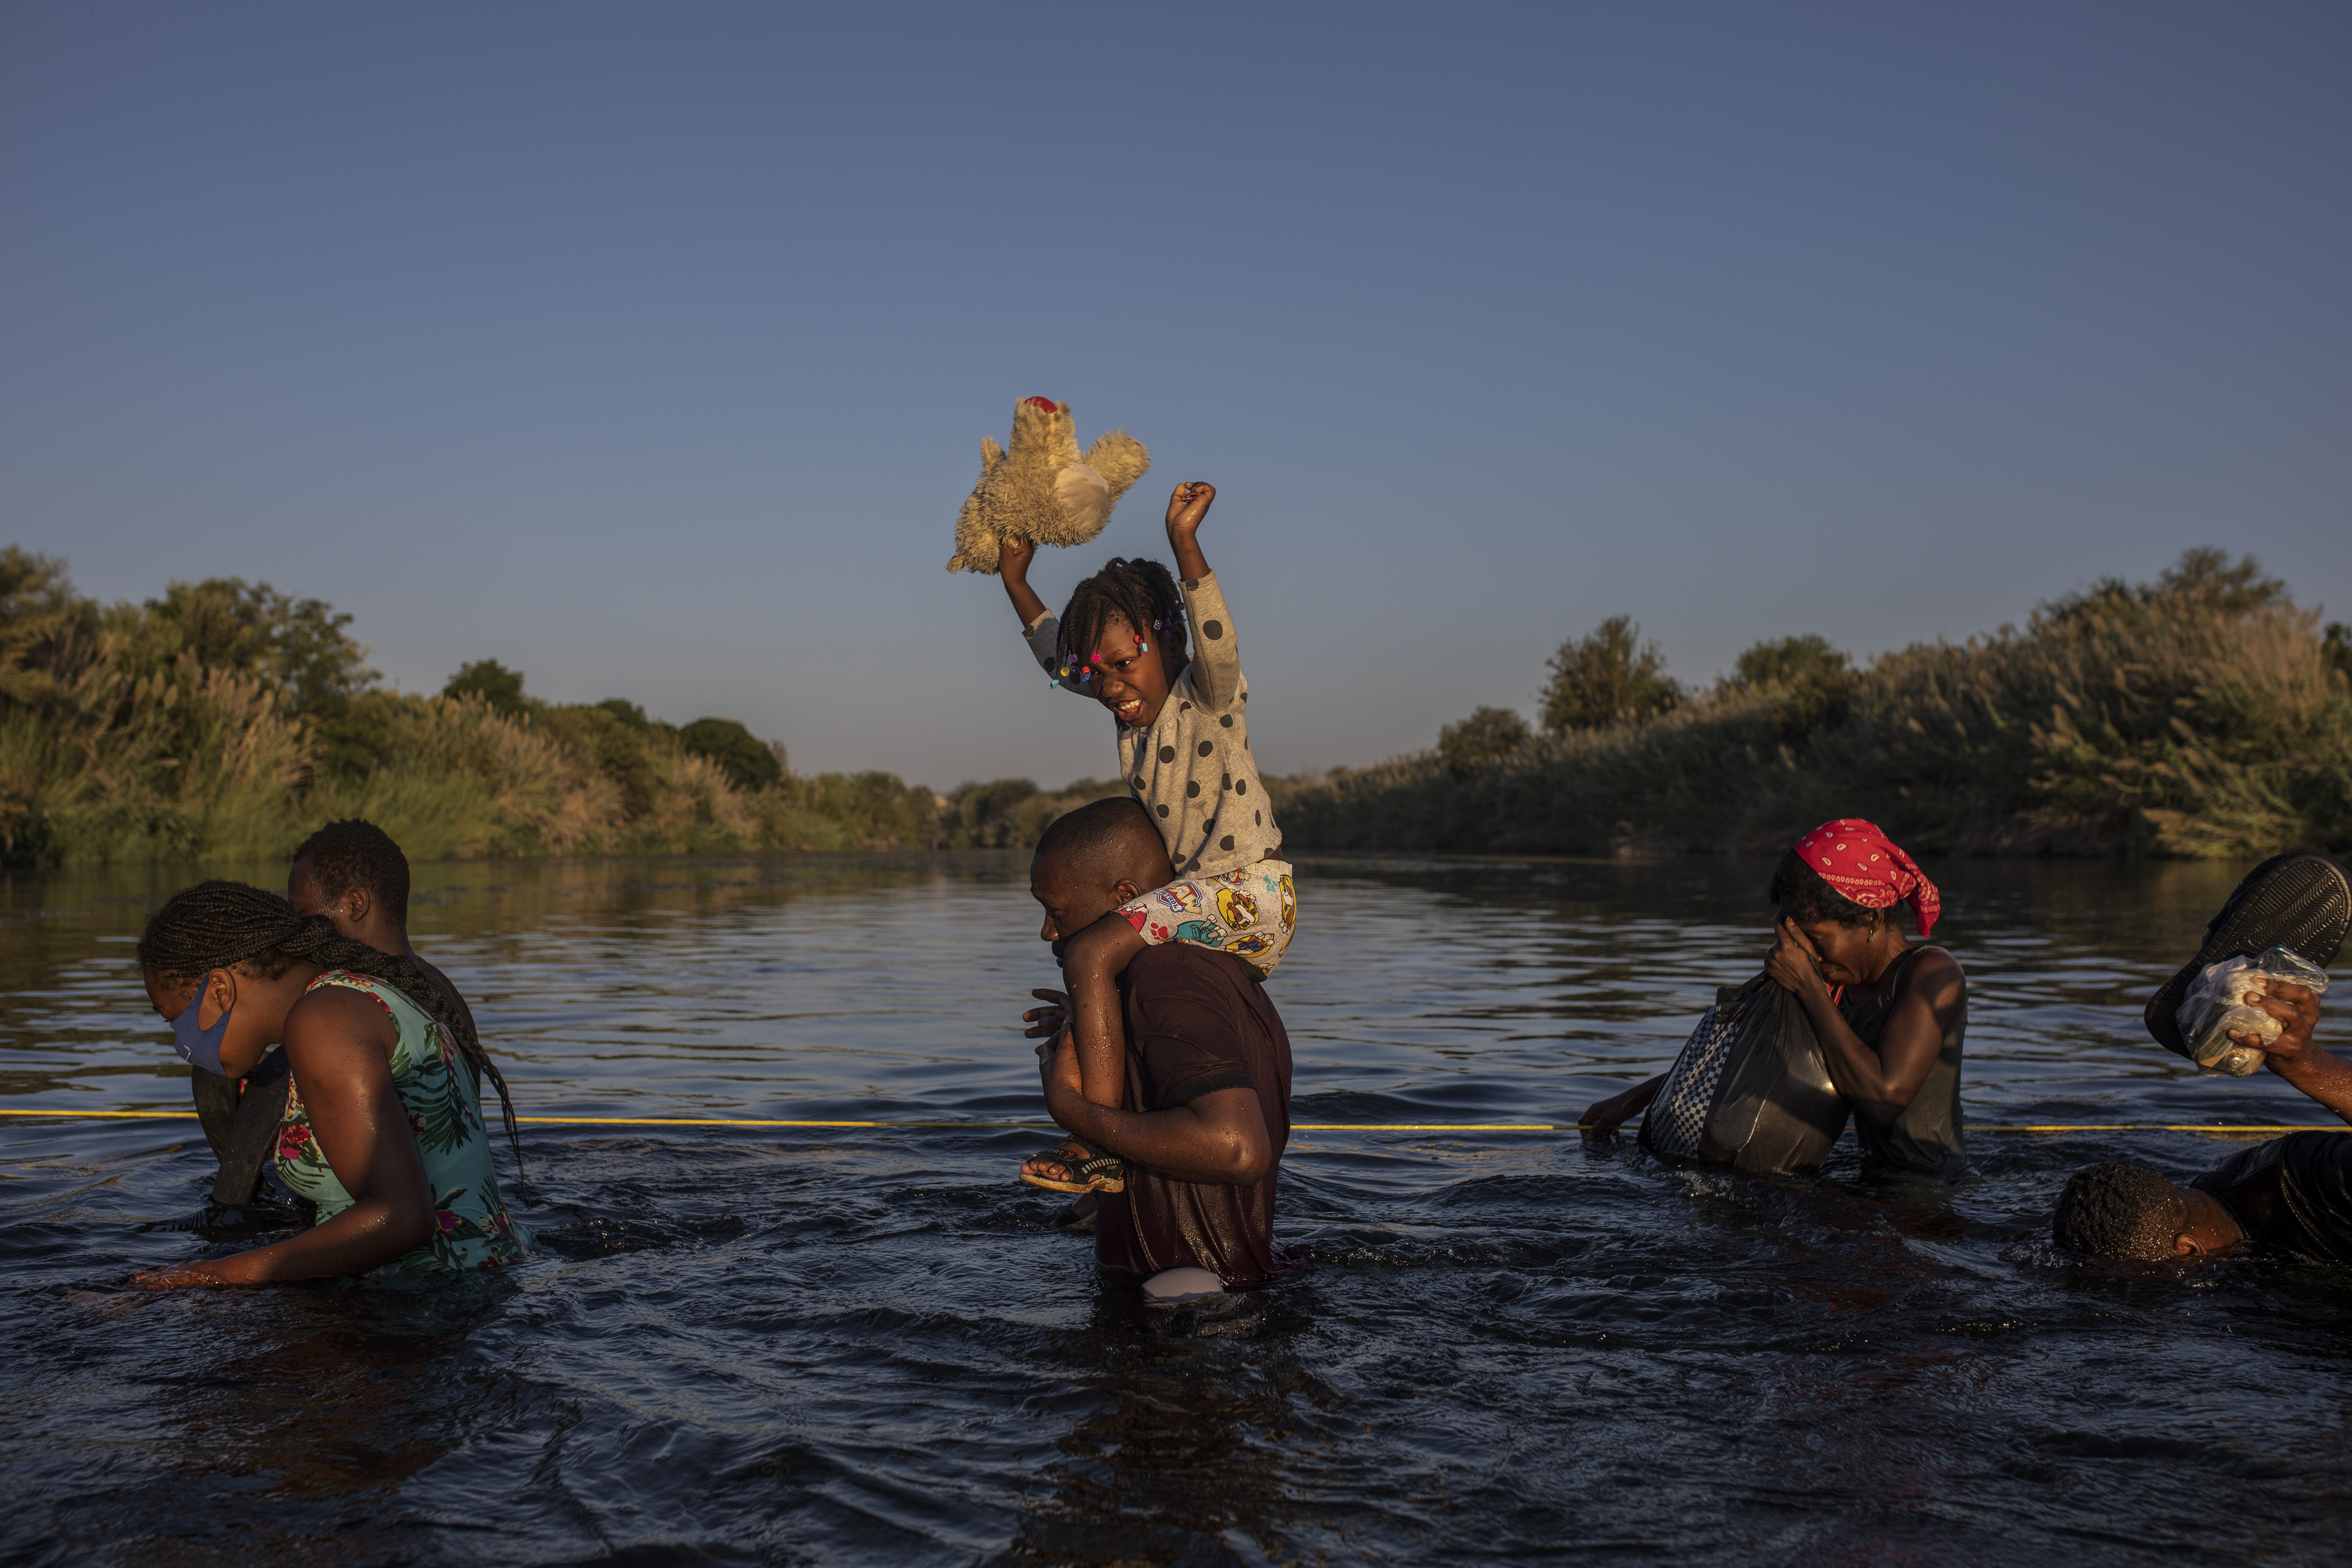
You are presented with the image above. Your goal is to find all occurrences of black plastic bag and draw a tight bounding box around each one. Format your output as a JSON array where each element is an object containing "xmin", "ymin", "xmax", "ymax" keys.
[{"xmin": 1640, "ymin": 973, "xmax": 1849, "ymax": 1175}]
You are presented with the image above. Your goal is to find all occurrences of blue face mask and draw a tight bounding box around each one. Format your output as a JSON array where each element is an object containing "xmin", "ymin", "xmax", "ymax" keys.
[{"xmin": 170, "ymin": 976, "xmax": 231, "ymax": 1077}]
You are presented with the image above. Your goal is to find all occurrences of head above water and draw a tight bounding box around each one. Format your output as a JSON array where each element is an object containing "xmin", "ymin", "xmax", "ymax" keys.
[
  {"xmin": 1767, "ymin": 849, "xmax": 1907, "ymax": 987},
  {"xmin": 1030, "ymin": 796, "xmax": 1176, "ymax": 948},
  {"xmin": 2052, "ymin": 1162, "xmax": 2241, "ymax": 1261},
  {"xmin": 289, "ymin": 818, "xmax": 412, "ymax": 949},
  {"xmin": 137, "ymin": 878, "xmax": 515, "ymax": 1141},
  {"xmin": 1053, "ymin": 557, "xmax": 1190, "ymax": 729}
]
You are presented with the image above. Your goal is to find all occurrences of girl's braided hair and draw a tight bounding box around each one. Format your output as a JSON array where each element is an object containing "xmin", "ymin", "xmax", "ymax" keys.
[
  {"xmin": 137, "ymin": 879, "xmax": 521, "ymax": 1164},
  {"xmin": 1053, "ymin": 557, "xmax": 1189, "ymax": 681}
]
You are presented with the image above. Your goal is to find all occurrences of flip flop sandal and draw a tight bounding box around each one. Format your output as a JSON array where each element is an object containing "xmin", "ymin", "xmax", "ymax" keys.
[
  {"xmin": 2145, "ymin": 852, "xmax": 2351, "ymax": 1060},
  {"xmin": 1019, "ymin": 1138, "xmax": 1127, "ymax": 1195}
]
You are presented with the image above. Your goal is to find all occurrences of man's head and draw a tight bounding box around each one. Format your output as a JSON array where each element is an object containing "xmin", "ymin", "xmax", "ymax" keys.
[
  {"xmin": 1031, "ymin": 797, "xmax": 1175, "ymax": 951},
  {"xmin": 288, "ymin": 819, "xmax": 412, "ymax": 948},
  {"xmin": 2052, "ymin": 1162, "xmax": 2241, "ymax": 1261}
]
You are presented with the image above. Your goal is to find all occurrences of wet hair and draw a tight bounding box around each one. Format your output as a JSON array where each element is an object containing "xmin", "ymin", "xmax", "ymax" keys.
[
  {"xmin": 1053, "ymin": 557, "xmax": 1189, "ymax": 683},
  {"xmin": 1034, "ymin": 796, "xmax": 1171, "ymax": 888},
  {"xmin": 2052, "ymin": 1163, "xmax": 2185, "ymax": 1260},
  {"xmin": 1768, "ymin": 850, "xmax": 1894, "ymax": 931},
  {"xmin": 291, "ymin": 818, "xmax": 411, "ymax": 926},
  {"xmin": 138, "ymin": 879, "xmax": 519, "ymax": 1165}
]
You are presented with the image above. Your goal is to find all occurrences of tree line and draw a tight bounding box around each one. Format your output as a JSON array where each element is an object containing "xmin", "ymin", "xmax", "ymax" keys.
[{"xmin": 1288, "ymin": 549, "xmax": 2352, "ymax": 859}]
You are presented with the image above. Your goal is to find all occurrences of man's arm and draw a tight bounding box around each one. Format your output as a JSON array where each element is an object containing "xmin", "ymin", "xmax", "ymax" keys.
[
  {"xmin": 2240, "ymin": 983, "xmax": 2352, "ymax": 1124},
  {"xmin": 1038, "ymin": 1030, "xmax": 1271, "ymax": 1185}
]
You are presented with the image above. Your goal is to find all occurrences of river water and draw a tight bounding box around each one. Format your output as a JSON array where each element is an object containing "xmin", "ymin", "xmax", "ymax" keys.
[{"xmin": 3, "ymin": 851, "xmax": 2349, "ymax": 1564}]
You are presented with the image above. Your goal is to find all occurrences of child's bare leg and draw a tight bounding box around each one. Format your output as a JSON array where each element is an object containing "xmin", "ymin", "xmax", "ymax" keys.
[
  {"xmin": 1060, "ymin": 911, "xmax": 1149, "ymax": 1109},
  {"xmin": 1019, "ymin": 912, "xmax": 1148, "ymax": 1187}
]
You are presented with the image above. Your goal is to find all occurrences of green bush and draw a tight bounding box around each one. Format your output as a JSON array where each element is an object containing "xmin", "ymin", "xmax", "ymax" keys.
[
  {"xmin": 678, "ymin": 716, "xmax": 783, "ymax": 793},
  {"xmin": 1541, "ymin": 615, "xmax": 1681, "ymax": 733},
  {"xmin": 938, "ymin": 776, "xmax": 1128, "ymax": 848},
  {"xmin": 1732, "ymin": 634, "xmax": 1855, "ymax": 740},
  {"xmin": 442, "ymin": 659, "xmax": 528, "ymax": 714},
  {"xmin": 1437, "ymin": 706, "xmax": 1530, "ymax": 777}
]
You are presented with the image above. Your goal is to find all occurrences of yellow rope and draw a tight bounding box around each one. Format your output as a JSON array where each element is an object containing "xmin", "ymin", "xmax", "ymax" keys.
[
  {"xmin": 0, "ymin": 1108, "xmax": 1553, "ymax": 1131},
  {"xmin": 3, "ymin": 1108, "xmax": 2346, "ymax": 1134}
]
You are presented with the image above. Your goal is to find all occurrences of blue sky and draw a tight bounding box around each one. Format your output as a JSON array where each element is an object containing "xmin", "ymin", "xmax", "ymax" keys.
[{"xmin": 5, "ymin": 3, "xmax": 2346, "ymax": 790}]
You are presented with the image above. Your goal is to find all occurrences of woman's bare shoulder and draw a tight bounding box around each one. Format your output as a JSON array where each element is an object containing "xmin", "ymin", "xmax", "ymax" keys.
[{"xmin": 1900, "ymin": 944, "xmax": 1967, "ymax": 1000}]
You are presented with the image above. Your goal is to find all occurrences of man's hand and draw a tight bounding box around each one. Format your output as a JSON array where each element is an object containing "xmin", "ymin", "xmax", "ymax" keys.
[
  {"xmin": 1765, "ymin": 918, "xmax": 1831, "ymax": 1003},
  {"xmin": 2235, "ymin": 980, "xmax": 2323, "ymax": 1067},
  {"xmin": 1166, "ymin": 482, "xmax": 1215, "ymax": 536},
  {"xmin": 1021, "ymin": 987, "xmax": 1069, "ymax": 1042},
  {"xmin": 999, "ymin": 533, "xmax": 1037, "ymax": 582}
]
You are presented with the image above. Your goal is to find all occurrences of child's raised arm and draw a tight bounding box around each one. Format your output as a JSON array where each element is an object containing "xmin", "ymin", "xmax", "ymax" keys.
[
  {"xmin": 1166, "ymin": 483, "xmax": 1242, "ymax": 711},
  {"xmin": 999, "ymin": 535, "xmax": 1051, "ymax": 630},
  {"xmin": 999, "ymin": 535, "xmax": 1094, "ymax": 698}
]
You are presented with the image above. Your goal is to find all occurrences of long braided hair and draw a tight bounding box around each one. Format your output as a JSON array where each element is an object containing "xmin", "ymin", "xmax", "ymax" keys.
[
  {"xmin": 138, "ymin": 879, "xmax": 522, "ymax": 1167},
  {"xmin": 1053, "ymin": 557, "xmax": 1189, "ymax": 686}
]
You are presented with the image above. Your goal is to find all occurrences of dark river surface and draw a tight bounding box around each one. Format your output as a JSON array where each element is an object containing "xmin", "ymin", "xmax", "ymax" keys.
[{"xmin": 4, "ymin": 851, "xmax": 2351, "ymax": 1565}]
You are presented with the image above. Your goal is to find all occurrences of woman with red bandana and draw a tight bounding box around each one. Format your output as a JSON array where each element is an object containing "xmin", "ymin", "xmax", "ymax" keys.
[{"xmin": 1583, "ymin": 819, "xmax": 1970, "ymax": 1179}]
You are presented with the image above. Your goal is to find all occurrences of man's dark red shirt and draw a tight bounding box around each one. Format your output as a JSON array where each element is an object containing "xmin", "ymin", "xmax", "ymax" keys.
[{"xmin": 1096, "ymin": 943, "xmax": 1295, "ymax": 1286}]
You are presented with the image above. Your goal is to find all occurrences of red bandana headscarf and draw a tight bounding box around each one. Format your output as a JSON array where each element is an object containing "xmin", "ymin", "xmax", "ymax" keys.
[{"xmin": 1793, "ymin": 819, "xmax": 1941, "ymax": 938}]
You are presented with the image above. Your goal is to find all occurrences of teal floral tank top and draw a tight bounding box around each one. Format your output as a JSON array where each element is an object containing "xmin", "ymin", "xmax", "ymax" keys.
[{"xmin": 276, "ymin": 970, "xmax": 535, "ymax": 1281}]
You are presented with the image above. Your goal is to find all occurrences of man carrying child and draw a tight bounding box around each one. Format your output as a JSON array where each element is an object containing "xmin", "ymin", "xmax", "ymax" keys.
[{"xmin": 1021, "ymin": 798, "xmax": 1301, "ymax": 1297}]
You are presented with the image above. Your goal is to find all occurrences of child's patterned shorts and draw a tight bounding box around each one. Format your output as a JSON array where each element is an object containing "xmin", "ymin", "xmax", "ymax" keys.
[{"xmin": 1116, "ymin": 859, "xmax": 1297, "ymax": 977}]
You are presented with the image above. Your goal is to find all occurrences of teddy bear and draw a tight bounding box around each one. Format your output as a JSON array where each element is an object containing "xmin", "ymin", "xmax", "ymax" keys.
[{"xmin": 944, "ymin": 397, "xmax": 1151, "ymax": 574}]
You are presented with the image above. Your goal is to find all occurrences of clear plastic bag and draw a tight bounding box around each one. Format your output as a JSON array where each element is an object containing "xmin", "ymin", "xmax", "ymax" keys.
[{"xmin": 2176, "ymin": 945, "xmax": 2331, "ymax": 1076}]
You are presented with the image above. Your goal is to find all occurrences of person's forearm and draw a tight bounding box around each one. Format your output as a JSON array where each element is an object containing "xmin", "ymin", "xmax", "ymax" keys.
[
  {"xmin": 1003, "ymin": 567, "xmax": 1049, "ymax": 629},
  {"xmin": 2271, "ymin": 1046, "xmax": 2352, "ymax": 1126},
  {"xmin": 1583, "ymin": 1074, "xmax": 1666, "ymax": 1128},
  {"xmin": 192, "ymin": 1197, "xmax": 432, "ymax": 1285},
  {"xmin": 1048, "ymin": 1088, "xmax": 1269, "ymax": 1185},
  {"xmin": 1168, "ymin": 527, "xmax": 1209, "ymax": 585},
  {"xmin": 1796, "ymin": 989, "xmax": 1907, "ymax": 1127}
]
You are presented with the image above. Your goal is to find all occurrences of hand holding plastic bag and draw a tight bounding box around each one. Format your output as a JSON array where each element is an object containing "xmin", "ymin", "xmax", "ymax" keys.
[{"xmin": 2176, "ymin": 945, "xmax": 2331, "ymax": 1076}]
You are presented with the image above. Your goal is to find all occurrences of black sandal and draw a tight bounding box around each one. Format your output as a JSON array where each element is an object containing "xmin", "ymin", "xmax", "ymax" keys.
[
  {"xmin": 1019, "ymin": 1138, "xmax": 1126, "ymax": 1194},
  {"xmin": 2145, "ymin": 852, "xmax": 2351, "ymax": 1061}
]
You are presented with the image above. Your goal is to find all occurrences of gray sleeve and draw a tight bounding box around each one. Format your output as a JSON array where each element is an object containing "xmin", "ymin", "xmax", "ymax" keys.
[
  {"xmin": 1180, "ymin": 570, "xmax": 1242, "ymax": 710},
  {"xmin": 1025, "ymin": 613, "xmax": 1095, "ymax": 699}
]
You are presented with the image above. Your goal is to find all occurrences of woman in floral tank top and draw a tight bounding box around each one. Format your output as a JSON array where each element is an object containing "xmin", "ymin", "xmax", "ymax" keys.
[
  {"xmin": 276, "ymin": 970, "xmax": 532, "ymax": 1277},
  {"xmin": 131, "ymin": 880, "xmax": 534, "ymax": 1288}
]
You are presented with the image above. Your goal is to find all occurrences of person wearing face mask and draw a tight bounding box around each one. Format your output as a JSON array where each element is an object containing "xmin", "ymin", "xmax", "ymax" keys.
[
  {"xmin": 183, "ymin": 819, "xmax": 477, "ymax": 1225},
  {"xmin": 1582, "ymin": 820, "xmax": 1970, "ymax": 1181},
  {"xmin": 134, "ymin": 879, "xmax": 531, "ymax": 1287}
]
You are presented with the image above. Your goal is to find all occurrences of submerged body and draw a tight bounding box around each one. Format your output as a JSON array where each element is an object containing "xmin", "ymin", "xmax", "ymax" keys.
[
  {"xmin": 1834, "ymin": 945, "xmax": 1969, "ymax": 1179},
  {"xmin": 1097, "ymin": 944, "xmax": 1295, "ymax": 1286},
  {"xmin": 278, "ymin": 971, "xmax": 532, "ymax": 1279},
  {"xmin": 1585, "ymin": 822, "xmax": 1969, "ymax": 1181}
]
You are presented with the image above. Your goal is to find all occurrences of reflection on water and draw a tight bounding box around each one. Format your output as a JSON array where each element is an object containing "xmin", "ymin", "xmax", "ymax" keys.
[{"xmin": 3, "ymin": 850, "xmax": 2350, "ymax": 1563}]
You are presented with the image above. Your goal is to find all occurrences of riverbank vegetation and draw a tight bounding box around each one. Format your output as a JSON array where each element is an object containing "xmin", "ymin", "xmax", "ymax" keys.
[
  {"xmin": 0, "ymin": 547, "xmax": 1121, "ymax": 867},
  {"xmin": 1272, "ymin": 549, "xmax": 2352, "ymax": 860},
  {"xmin": 12, "ymin": 544, "xmax": 2341, "ymax": 867}
]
